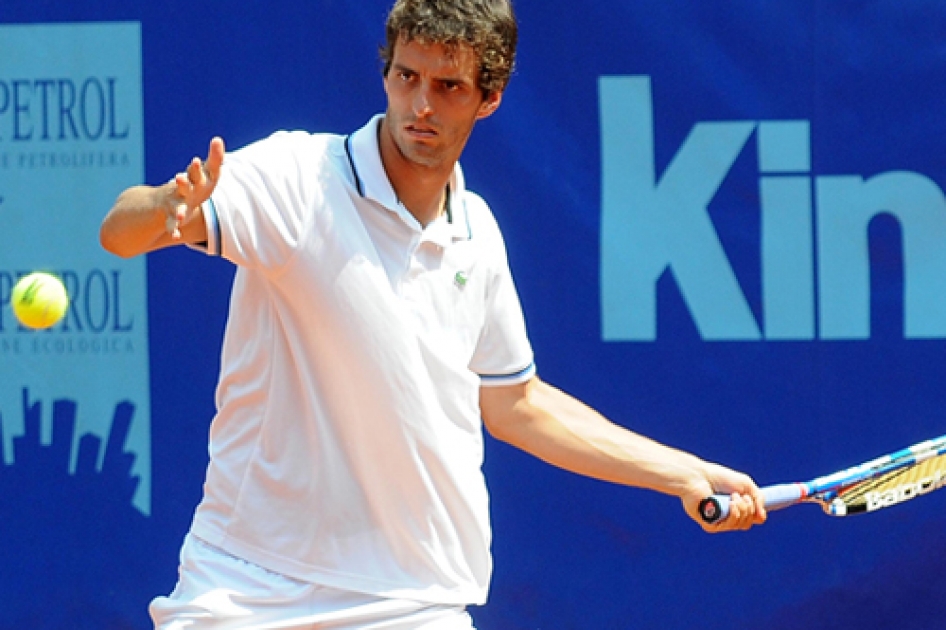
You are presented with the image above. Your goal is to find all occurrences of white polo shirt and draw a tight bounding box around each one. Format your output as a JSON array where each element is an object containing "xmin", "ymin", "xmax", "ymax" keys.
[{"xmin": 187, "ymin": 115, "xmax": 535, "ymax": 605}]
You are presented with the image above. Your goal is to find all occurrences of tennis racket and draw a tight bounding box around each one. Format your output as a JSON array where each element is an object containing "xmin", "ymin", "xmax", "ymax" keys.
[{"xmin": 700, "ymin": 433, "xmax": 946, "ymax": 524}]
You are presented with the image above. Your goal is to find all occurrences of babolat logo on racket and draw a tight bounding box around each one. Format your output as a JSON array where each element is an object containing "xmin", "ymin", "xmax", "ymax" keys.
[{"xmin": 863, "ymin": 470, "xmax": 946, "ymax": 512}]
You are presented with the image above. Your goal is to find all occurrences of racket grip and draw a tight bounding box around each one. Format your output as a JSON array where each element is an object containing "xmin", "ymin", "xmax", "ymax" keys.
[{"xmin": 699, "ymin": 483, "xmax": 807, "ymax": 524}]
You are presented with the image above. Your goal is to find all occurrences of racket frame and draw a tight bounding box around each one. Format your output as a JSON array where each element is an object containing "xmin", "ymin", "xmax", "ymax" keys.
[{"xmin": 699, "ymin": 434, "xmax": 946, "ymax": 524}]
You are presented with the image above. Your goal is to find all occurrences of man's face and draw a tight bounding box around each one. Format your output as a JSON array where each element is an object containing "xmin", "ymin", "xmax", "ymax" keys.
[{"xmin": 382, "ymin": 37, "xmax": 501, "ymax": 170}]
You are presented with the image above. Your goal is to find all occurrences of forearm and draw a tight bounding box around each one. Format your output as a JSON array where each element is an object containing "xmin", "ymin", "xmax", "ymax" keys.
[
  {"xmin": 101, "ymin": 139, "xmax": 221, "ymax": 258},
  {"xmin": 100, "ymin": 183, "xmax": 177, "ymax": 258},
  {"xmin": 483, "ymin": 378, "xmax": 709, "ymax": 498}
]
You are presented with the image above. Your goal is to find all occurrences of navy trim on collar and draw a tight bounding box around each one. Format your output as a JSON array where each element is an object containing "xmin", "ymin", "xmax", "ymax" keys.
[
  {"xmin": 346, "ymin": 115, "xmax": 471, "ymax": 241},
  {"xmin": 463, "ymin": 199, "xmax": 472, "ymax": 239},
  {"xmin": 344, "ymin": 135, "xmax": 364, "ymax": 197}
]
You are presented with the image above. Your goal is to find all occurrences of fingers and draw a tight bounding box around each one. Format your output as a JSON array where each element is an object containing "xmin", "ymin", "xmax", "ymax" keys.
[
  {"xmin": 165, "ymin": 138, "xmax": 225, "ymax": 237},
  {"xmin": 695, "ymin": 464, "xmax": 768, "ymax": 532},
  {"xmin": 187, "ymin": 155, "xmax": 206, "ymax": 188},
  {"xmin": 206, "ymin": 136, "xmax": 225, "ymax": 178},
  {"xmin": 710, "ymin": 492, "xmax": 766, "ymax": 532},
  {"xmin": 178, "ymin": 138, "xmax": 225, "ymax": 200},
  {"xmin": 174, "ymin": 167, "xmax": 197, "ymax": 202},
  {"xmin": 724, "ymin": 493, "xmax": 756, "ymax": 530},
  {"xmin": 169, "ymin": 172, "xmax": 191, "ymax": 234},
  {"xmin": 749, "ymin": 485, "xmax": 768, "ymax": 523},
  {"xmin": 164, "ymin": 195, "xmax": 188, "ymax": 239},
  {"xmin": 166, "ymin": 213, "xmax": 181, "ymax": 239}
]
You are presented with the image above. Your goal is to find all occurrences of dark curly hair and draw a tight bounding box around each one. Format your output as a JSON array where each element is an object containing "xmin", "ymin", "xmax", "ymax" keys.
[{"xmin": 380, "ymin": 0, "xmax": 518, "ymax": 96}]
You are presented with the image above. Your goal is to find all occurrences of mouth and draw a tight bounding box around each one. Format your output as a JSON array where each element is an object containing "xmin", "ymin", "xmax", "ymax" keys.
[{"xmin": 405, "ymin": 123, "xmax": 438, "ymax": 140}]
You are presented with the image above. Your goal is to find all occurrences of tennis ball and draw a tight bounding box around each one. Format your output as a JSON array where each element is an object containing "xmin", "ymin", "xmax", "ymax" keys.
[{"xmin": 11, "ymin": 272, "xmax": 69, "ymax": 330}]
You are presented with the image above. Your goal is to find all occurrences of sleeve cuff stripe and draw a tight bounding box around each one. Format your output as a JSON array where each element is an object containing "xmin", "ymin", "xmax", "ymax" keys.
[
  {"xmin": 205, "ymin": 197, "xmax": 222, "ymax": 256},
  {"xmin": 479, "ymin": 362, "xmax": 536, "ymax": 386}
]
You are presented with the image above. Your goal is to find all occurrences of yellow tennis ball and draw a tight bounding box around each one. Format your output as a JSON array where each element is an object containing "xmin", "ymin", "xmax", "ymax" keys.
[{"xmin": 12, "ymin": 272, "xmax": 69, "ymax": 329}]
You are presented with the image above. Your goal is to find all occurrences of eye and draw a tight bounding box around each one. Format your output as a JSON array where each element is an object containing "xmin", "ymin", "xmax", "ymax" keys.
[{"xmin": 441, "ymin": 80, "xmax": 466, "ymax": 94}]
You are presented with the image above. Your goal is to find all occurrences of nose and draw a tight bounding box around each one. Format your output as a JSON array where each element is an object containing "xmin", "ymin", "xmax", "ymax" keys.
[{"xmin": 412, "ymin": 84, "xmax": 433, "ymax": 117}]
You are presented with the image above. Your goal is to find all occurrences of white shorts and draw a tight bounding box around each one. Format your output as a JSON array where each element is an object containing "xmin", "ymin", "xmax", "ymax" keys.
[{"xmin": 150, "ymin": 535, "xmax": 476, "ymax": 630}]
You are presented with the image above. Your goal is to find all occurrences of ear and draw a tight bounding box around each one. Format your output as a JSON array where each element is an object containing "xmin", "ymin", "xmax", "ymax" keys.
[{"xmin": 476, "ymin": 90, "xmax": 503, "ymax": 120}]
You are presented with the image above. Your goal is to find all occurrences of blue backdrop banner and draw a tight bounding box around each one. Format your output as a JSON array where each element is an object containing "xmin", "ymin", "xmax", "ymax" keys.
[{"xmin": 2, "ymin": 2, "xmax": 946, "ymax": 629}]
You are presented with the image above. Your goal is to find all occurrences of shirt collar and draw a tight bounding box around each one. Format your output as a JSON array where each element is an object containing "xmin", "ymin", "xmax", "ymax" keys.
[{"xmin": 346, "ymin": 114, "xmax": 471, "ymax": 242}]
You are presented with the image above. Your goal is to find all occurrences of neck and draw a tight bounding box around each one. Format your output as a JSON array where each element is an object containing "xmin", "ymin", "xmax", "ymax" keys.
[{"xmin": 378, "ymin": 117, "xmax": 454, "ymax": 227}]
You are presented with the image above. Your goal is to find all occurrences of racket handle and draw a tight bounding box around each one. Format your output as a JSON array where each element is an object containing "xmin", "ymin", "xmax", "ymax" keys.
[{"xmin": 699, "ymin": 483, "xmax": 807, "ymax": 524}]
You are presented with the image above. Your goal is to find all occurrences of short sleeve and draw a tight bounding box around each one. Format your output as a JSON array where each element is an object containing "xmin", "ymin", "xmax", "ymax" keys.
[
  {"xmin": 194, "ymin": 131, "xmax": 324, "ymax": 271},
  {"xmin": 466, "ymin": 199, "xmax": 535, "ymax": 387}
]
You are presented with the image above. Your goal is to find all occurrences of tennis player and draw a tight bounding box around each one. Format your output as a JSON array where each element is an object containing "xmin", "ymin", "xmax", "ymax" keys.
[{"xmin": 101, "ymin": 0, "xmax": 766, "ymax": 627}]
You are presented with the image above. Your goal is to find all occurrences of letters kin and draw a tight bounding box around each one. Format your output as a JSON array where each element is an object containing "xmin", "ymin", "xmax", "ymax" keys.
[{"xmin": 600, "ymin": 76, "xmax": 946, "ymax": 341}]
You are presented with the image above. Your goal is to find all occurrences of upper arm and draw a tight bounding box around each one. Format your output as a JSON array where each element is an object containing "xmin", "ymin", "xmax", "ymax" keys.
[
  {"xmin": 480, "ymin": 376, "xmax": 537, "ymax": 441},
  {"xmin": 480, "ymin": 377, "xmax": 613, "ymax": 452}
]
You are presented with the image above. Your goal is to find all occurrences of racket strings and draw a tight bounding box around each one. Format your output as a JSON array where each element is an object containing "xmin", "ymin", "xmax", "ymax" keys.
[{"xmin": 836, "ymin": 453, "xmax": 946, "ymax": 514}]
